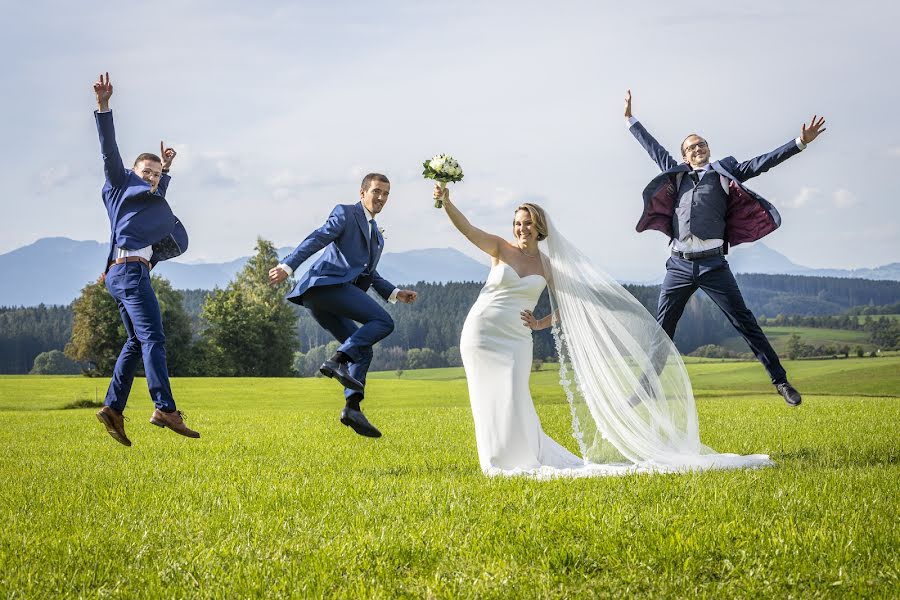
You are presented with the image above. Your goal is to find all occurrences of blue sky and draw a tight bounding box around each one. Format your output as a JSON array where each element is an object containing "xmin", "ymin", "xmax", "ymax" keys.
[{"xmin": 3, "ymin": 0, "xmax": 898, "ymax": 280}]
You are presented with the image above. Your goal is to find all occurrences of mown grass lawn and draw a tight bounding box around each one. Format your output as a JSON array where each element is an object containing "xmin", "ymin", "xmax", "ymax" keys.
[{"xmin": 1, "ymin": 358, "xmax": 898, "ymax": 598}]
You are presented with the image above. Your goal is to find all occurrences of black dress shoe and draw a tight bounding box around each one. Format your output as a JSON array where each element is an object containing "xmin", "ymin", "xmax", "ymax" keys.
[
  {"xmin": 775, "ymin": 382, "xmax": 802, "ymax": 407},
  {"xmin": 320, "ymin": 359, "xmax": 364, "ymax": 391},
  {"xmin": 340, "ymin": 407, "xmax": 382, "ymax": 438}
]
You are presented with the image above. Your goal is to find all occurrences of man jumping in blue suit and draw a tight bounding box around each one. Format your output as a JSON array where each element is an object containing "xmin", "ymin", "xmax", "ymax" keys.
[
  {"xmin": 92, "ymin": 73, "xmax": 200, "ymax": 445},
  {"xmin": 268, "ymin": 174, "xmax": 418, "ymax": 437},
  {"xmin": 624, "ymin": 89, "xmax": 826, "ymax": 407}
]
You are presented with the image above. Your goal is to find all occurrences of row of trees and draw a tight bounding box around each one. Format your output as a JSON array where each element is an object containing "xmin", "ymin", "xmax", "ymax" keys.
[
  {"xmin": 65, "ymin": 239, "xmax": 298, "ymax": 377},
  {"xmin": 759, "ymin": 314, "xmax": 871, "ymax": 331},
  {"xmin": 845, "ymin": 302, "xmax": 900, "ymax": 316},
  {"xmin": 735, "ymin": 274, "xmax": 900, "ymax": 317},
  {"xmin": 784, "ymin": 334, "xmax": 873, "ymax": 360},
  {"xmin": 292, "ymin": 342, "xmax": 465, "ymax": 377},
  {"xmin": 4, "ymin": 243, "xmax": 899, "ymax": 375},
  {"xmin": 758, "ymin": 313, "xmax": 900, "ymax": 349},
  {"xmin": 0, "ymin": 305, "xmax": 72, "ymax": 373}
]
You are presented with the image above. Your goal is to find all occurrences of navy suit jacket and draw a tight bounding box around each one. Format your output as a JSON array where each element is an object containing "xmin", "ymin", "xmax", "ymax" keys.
[
  {"xmin": 282, "ymin": 202, "xmax": 395, "ymax": 306},
  {"xmin": 96, "ymin": 110, "xmax": 188, "ymax": 270},
  {"xmin": 630, "ymin": 121, "xmax": 802, "ymax": 246}
]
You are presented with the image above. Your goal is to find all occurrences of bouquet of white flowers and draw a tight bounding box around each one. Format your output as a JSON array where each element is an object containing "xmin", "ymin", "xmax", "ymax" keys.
[{"xmin": 422, "ymin": 153, "xmax": 464, "ymax": 208}]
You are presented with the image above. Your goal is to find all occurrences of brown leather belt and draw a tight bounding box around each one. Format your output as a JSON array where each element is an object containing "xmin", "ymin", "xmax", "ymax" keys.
[{"xmin": 112, "ymin": 256, "xmax": 151, "ymax": 269}]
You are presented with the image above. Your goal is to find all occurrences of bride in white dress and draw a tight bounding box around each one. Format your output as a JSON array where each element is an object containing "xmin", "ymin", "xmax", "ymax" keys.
[{"xmin": 436, "ymin": 185, "xmax": 772, "ymax": 477}]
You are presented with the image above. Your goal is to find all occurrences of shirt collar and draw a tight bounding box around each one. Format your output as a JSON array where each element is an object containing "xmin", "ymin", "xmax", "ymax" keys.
[{"xmin": 362, "ymin": 204, "xmax": 375, "ymax": 222}]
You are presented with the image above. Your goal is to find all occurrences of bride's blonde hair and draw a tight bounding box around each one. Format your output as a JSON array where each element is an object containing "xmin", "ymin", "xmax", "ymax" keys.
[{"xmin": 514, "ymin": 203, "xmax": 549, "ymax": 241}]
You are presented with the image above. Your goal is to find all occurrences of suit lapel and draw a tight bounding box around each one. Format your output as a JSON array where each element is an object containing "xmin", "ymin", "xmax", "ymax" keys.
[{"xmin": 354, "ymin": 202, "xmax": 371, "ymax": 251}]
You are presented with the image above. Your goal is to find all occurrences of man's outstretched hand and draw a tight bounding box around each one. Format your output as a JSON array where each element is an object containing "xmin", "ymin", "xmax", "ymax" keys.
[
  {"xmin": 94, "ymin": 72, "xmax": 113, "ymax": 111},
  {"xmin": 160, "ymin": 141, "xmax": 177, "ymax": 170},
  {"xmin": 268, "ymin": 266, "xmax": 289, "ymax": 286},
  {"xmin": 624, "ymin": 89, "xmax": 632, "ymax": 119},
  {"xmin": 801, "ymin": 115, "xmax": 826, "ymax": 145},
  {"xmin": 396, "ymin": 290, "xmax": 418, "ymax": 304}
]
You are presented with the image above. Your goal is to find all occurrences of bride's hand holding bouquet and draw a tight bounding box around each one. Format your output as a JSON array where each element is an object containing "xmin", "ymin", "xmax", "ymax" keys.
[{"xmin": 423, "ymin": 153, "xmax": 463, "ymax": 208}]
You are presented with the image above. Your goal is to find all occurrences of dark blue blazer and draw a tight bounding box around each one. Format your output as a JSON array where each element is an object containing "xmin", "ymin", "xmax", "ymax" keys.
[
  {"xmin": 630, "ymin": 121, "xmax": 802, "ymax": 246},
  {"xmin": 282, "ymin": 202, "xmax": 395, "ymax": 306},
  {"xmin": 96, "ymin": 110, "xmax": 188, "ymax": 269}
]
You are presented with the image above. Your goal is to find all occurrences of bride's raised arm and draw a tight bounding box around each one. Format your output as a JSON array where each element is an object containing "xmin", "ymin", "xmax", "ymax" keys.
[{"xmin": 435, "ymin": 184, "xmax": 504, "ymax": 258}]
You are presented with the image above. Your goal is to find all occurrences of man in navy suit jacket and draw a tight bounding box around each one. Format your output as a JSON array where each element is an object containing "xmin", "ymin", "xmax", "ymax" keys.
[
  {"xmin": 269, "ymin": 174, "xmax": 418, "ymax": 437},
  {"xmin": 92, "ymin": 73, "xmax": 199, "ymax": 446},
  {"xmin": 624, "ymin": 89, "xmax": 826, "ymax": 407}
]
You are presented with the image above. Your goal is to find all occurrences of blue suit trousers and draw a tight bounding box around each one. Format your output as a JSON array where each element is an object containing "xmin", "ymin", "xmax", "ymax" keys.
[
  {"xmin": 301, "ymin": 284, "xmax": 395, "ymax": 401},
  {"xmin": 103, "ymin": 262, "xmax": 177, "ymax": 412},
  {"xmin": 655, "ymin": 255, "xmax": 787, "ymax": 385}
]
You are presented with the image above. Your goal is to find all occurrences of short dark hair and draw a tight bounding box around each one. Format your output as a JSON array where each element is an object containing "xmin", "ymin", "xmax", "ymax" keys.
[
  {"xmin": 680, "ymin": 134, "xmax": 705, "ymax": 156},
  {"xmin": 360, "ymin": 173, "xmax": 390, "ymax": 192},
  {"xmin": 133, "ymin": 153, "xmax": 162, "ymax": 166}
]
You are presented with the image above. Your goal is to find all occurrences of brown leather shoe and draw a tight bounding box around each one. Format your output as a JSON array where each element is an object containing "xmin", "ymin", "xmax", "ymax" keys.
[
  {"xmin": 150, "ymin": 409, "xmax": 200, "ymax": 438},
  {"xmin": 96, "ymin": 406, "xmax": 132, "ymax": 446}
]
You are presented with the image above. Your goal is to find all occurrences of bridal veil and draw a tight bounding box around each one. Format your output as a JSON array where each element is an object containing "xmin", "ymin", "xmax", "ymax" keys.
[{"xmin": 540, "ymin": 216, "xmax": 771, "ymax": 471}]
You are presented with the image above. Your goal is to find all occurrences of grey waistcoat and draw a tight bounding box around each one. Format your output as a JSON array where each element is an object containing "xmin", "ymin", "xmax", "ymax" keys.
[{"xmin": 673, "ymin": 170, "xmax": 729, "ymax": 241}]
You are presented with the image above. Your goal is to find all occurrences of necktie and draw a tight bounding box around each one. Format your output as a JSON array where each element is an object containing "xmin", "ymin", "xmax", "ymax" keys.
[
  {"xmin": 368, "ymin": 219, "xmax": 378, "ymax": 269},
  {"xmin": 689, "ymin": 170, "xmax": 701, "ymax": 186}
]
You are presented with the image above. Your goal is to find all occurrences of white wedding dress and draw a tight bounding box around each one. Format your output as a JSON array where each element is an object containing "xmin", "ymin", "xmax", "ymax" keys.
[
  {"xmin": 460, "ymin": 222, "xmax": 773, "ymax": 478},
  {"xmin": 460, "ymin": 263, "xmax": 585, "ymax": 475}
]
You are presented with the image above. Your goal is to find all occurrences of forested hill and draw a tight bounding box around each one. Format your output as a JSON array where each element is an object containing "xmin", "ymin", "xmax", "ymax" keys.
[
  {"xmin": 732, "ymin": 274, "xmax": 900, "ymax": 316},
  {"xmin": 2, "ymin": 274, "xmax": 898, "ymax": 374}
]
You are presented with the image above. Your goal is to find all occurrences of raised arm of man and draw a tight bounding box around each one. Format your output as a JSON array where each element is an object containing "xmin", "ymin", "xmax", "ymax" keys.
[
  {"xmin": 623, "ymin": 89, "xmax": 680, "ymax": 172},
  {"xmin": 728, "ymin": 115, "xmax": 827, "ymax": 182},
  {"xmin": 156, "ymin": 140, "xmax": 177, "ymax": 196},
  {"xmin": 93, "ymin": 72, "xmax": 127, "ymax": 188}
]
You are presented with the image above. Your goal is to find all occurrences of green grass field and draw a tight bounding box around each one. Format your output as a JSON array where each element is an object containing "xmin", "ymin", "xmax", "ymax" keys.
[
  {"xmin": 1, "ymin": 358, "xmax": 898, "ymax": 598},
  {"xmin": 721, "ymin": 326, "xmax": 875, "ymax": 355}
]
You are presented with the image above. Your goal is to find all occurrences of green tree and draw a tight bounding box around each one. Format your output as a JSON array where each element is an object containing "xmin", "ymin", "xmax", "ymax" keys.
[
  {"xmin": 64, "ymin": 274, "xmax": 194, "ymax": 376},
  {"xmin": 786, "ymin": 333, "xmax": 803, "ymax": 360},
  {"xmin": 151, "ymin": 276, "xmax": 194, "ymax": 376},
  {"xmin": 443, "ymin": 346, "xmax": 462, "ymax": 367},
  {"xmin": 201, "ymin": 238, "xmax": 297, "ymax": 376},
  {"xmin": 406, "ymin": 347, "xmax": 445, "ymax": 370},
  {"xmin": 368, "ymin": 345, "xmax": 406, "ymax": 373},
  {"xmin": 293, "ymin": 341, "xmax": 339, "ymax": 377},
  {"xmin": 30, "ymin": 350, "xmax": 81, "ymax": 374},
  {"xmin": 65, "ymin": 277, "xmax": 121, "ymax": 375}
]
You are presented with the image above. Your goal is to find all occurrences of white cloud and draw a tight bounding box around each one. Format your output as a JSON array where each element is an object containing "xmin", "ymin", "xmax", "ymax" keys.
[
  {"xmin": 2, "ymin": 1, "xmax": 898, "ymax": 271},
  {"xmin": 784, "ymin": 187, "xmax": 821, "ymax": 209},
  {"xmin": 832, "ymin": 189, "xmax": 860, "ymax": 208},
  {"xmin": 38, "ymin": 165, "xmax": 72, "ymax": 192},
  {"xmin": 169, "ymin": 146, "xmax": 246, "ymax": 187}
]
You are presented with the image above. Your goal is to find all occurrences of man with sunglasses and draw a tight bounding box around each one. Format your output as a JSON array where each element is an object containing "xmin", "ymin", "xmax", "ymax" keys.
[{"xmin": 623, "ymin": 89, "xmax": 826, "ymax": 407}]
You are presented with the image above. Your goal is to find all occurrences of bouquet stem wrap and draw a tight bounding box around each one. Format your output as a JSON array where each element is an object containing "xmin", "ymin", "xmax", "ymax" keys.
[{"xmin": 435, "ymin": 181, "xmax": 447, "ymax": 208}]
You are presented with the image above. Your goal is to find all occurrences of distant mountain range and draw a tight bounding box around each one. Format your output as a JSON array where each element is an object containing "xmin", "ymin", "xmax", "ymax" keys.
[
  {"xmin": 0, "ymin": 238, "xmax": 490, "ymax": 306},
  {"xmin": 726, "ymin": 243, "xmax": 900, "ymax": 280},
  {"xmin": 0, "ymin": 237, "xmax": 897, "ymax": 307}
]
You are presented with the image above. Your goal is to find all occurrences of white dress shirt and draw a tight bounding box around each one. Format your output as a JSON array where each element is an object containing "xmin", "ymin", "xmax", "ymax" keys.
[{"xmin": 115, "ymin": 245, "xmax": 153, "ymax": 261}]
